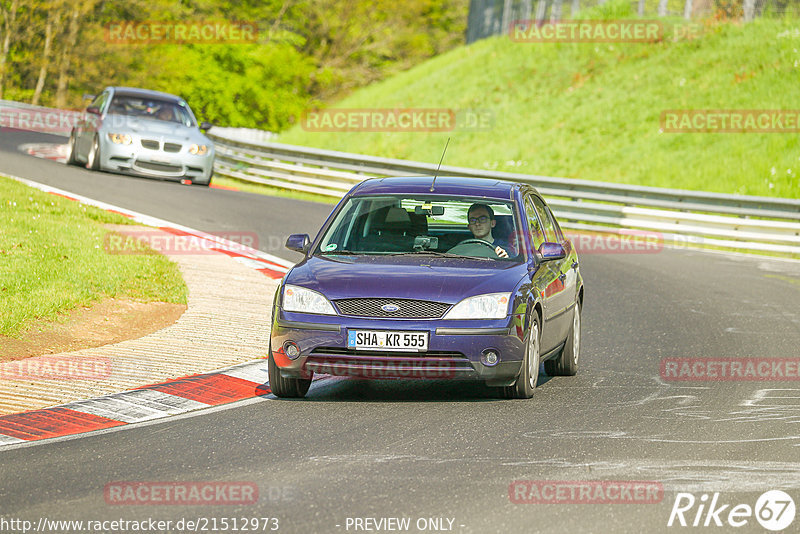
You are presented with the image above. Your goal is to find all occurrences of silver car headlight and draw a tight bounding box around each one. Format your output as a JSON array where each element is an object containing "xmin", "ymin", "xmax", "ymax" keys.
[
  {"xmin": 189, "ymin": 144, "xmax": 208, "ymax": 155},
  {"xmin": 108, "ymin": 133, "xmax": 132, "ymax": 145},
  {"xmin": 443, "ymin": 292, "xmax": 511, "ymax": 320},
  {"xmin": 282, "ymin": 284, "xmax": 336, "ymax": 315}
]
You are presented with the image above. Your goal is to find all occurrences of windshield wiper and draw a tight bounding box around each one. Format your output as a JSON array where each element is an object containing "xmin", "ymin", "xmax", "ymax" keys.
[{"xmin": 388, "ymin": 250, "xmax": 493, "ymax": 261}]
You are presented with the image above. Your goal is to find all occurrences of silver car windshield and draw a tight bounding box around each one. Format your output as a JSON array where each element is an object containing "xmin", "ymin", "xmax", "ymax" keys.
[
  {"xmin": 316, "ymin": 195, "xmax": 524, "ymax": 261},
  {"xmin": 107, "ymin": 95, "xmax": 196, "ymax": 127}
]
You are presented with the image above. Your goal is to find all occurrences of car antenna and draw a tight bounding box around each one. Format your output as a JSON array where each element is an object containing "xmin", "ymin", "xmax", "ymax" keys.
[{"xmin": 430, "ymin": 137, "xmax": 450, "ymax": 192}]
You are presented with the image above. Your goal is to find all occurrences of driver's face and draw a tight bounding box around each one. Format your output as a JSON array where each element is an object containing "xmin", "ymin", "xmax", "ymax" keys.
[{"xmin": 468, "ymin": 208, "xmax": 495, "ymax": 240}]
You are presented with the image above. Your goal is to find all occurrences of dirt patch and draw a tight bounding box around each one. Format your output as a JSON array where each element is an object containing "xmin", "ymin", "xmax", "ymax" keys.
[{"xmin": 0, "ymin": 298, "xmax": 186, "ymax": 361}]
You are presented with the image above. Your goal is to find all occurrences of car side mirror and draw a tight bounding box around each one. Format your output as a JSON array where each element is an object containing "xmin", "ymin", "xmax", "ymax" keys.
[
  {"xmin": 86, "ymin": 106, "xmax": 101, "ymax": 115},
  {"xmin": 200, "ymin": 121, "xmax": 212, "ymax": 131},
  {"xmin": 538, "ymin": 242, "xmax": 566, "ymax": 261},
  {"xmin": 286, "ymin": 234, "xmax": 311, "ymax": 254}
]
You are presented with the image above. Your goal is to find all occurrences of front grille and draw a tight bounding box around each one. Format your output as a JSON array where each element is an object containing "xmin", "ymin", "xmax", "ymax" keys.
[
  {"xmin": 334, "ymin": 298, "xmax": 450, "ymax": 318},
  {"xmin": 163, "ymin": 143, "xmax": 182, "ymax": 153},
  {"xmin": 141, "ymin": 139, "xmax": 159, "ymax": 150},
  {"xmin": 134, "ymin": 160, "xmax": 182, "ymax": 173}
]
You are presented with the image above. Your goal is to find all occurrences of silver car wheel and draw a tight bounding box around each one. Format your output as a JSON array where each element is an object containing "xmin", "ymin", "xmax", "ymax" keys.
[
  {"xmin": 87, "ymin": 137, "xmax": 98, "ymax": 169},
  {"xmin": 528, "ymin": 321, "xmax": 540, "ymax": 390},
  {"xmin": 572, "ymin": 304, "xmax": 581, "ymax": 366}
]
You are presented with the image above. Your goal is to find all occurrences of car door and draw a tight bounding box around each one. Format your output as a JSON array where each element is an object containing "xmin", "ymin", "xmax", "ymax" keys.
[
  {"xmin": 530, "ymin": 194, "xmax": 573, "ymax": 346},
  {"xmin": 523, "ymin": 194, "xmax": 561, "ymax": 354}
]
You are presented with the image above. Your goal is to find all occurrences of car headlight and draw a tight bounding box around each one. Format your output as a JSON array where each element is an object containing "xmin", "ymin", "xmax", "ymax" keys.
[
  {"xmin": 282, "ymin": 284, "xmax": 336, "ymax": 315},
  {"xmin": 443, "ymin": 292, "xmax": 511, "ymax": 320},
  {"xmin": 107, "ymin": 133, "xmax": 132, "ymax": 144},
  {"xmin": 189, "ymin": 144, "xmax": 208, "ymax": 155}
]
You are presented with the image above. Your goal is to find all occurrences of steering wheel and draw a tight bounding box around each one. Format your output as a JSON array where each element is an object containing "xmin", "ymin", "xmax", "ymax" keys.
[
  {"xmin": 448, "ymin": 238, "xmax": 501, "ymax": 258},
  {"xmin": 455, "ymin": 239, "xmax": 497, "ymax": 251}
]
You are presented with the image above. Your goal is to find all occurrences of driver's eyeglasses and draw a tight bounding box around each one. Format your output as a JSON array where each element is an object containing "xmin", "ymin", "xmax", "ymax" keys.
[{"xmin": 468, "ymin": 215, "xmax": 489, "ymax": 224}]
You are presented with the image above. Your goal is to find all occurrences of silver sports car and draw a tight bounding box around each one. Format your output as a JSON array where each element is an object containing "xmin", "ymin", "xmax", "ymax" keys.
[{"xmin": 67, "ymin": 86, "xmax": 215, "ymax": 186}]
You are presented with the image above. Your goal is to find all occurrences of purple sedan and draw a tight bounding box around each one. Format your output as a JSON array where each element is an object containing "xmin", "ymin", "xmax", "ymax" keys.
[{"xmin": 269, "ymin": 176, "xmax": 584, "ymax": 399}]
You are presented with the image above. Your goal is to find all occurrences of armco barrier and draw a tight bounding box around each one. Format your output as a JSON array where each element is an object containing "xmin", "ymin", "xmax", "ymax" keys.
[
  {"xmin": 2, "ymin": 98, "xmax": 797, "ymax": 256},
  {"xmin": 207, "ymin": 130, "xmax": 800, "ymax": 256}
]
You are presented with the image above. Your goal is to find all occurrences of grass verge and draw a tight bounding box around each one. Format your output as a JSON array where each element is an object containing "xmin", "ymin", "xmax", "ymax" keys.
[
  {"xmin": 0, "ymin": 176, "xmax": 188, "ymax": 338},
  {"xmin": 276, "ymin": 2, "xmax": 800, "ymax": 199}
]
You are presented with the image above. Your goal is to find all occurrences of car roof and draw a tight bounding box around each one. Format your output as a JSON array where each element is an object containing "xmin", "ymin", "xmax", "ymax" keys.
[
  {"xmin": 108, "ymin": 86, "xmax": 184, "ymax": 103},
  {"xmin": 351, "ymin": 176, "xmax": 531, "ymax": 200}
]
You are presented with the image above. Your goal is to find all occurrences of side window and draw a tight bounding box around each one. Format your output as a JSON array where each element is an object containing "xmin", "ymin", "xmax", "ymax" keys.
[
  {"xmin": 524, "ymin": 197, "xmax": 545, "ymax": 251},
  {"xmin": 90, "ymin": 92, "xmax": 109, "ymax": 113},
  {"xmin": 531, "ymin": 196, "xmax": 556, "ymax": 242},
  {"xmin": 547, "ymin": 206, "xmax": 564, "ymax": 241}
]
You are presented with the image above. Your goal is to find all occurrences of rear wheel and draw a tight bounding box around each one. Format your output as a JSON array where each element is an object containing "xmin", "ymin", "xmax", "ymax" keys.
[
  {"xmin": 504, "ymin": 315, "xmax": 540, "ymax": 399},
  {"xmin": 268, "ymin": 351, "xmax": 311, "ymax": 398},
  {"xmin": 545, "ymin": 301, "xmax": 580, "ymax": 376}
]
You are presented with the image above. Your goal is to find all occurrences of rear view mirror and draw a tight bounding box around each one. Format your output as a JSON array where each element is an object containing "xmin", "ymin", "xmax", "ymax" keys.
[
  {"xmin": 414, "ymin": 205, "xmax": 444, "ymax": 216},
  {"xmin": 538, "ymin": 242, "xmax": 566, "ymax": 261},
  {"xmin": 285, "ymin": 234, "xmax": 311, "ymax": 254}
]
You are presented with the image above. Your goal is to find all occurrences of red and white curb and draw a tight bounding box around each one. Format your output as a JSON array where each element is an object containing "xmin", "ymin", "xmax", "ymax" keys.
[
  {"xmin": 0, "ymin": 361, "xmax": 271, "ymax": 445},
  {"xmin": 8, "ymin": 174, "xmax": 293, "ymax": 278},
  {"xmin": 0, "ymin": 174, "xmax": 301, "ymax": 446}
]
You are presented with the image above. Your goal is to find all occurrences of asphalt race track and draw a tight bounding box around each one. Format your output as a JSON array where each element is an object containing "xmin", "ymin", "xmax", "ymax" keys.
[{"xmin": 1, "ymin": 130, "xmax": 799, "ymax": 533}]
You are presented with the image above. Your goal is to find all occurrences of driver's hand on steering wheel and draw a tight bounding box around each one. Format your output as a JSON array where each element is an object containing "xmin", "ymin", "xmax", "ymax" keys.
[{"xmin": 495, "ymin": 246, "xmax": 509, "ymax": 258}]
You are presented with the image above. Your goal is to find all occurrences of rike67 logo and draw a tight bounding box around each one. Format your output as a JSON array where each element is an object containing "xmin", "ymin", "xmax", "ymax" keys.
[{"xmin": 668, "ymin": 490, "xmax": 795, "ymax": 531}]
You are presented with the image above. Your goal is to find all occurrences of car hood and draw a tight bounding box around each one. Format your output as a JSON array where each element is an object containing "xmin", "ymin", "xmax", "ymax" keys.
[
  {"xmin": 285, "ymin": 255, "xmax": 528, "ymax": 304},
  {"xmin": 101, "ymin": 115, "xmax": 210, "ymax": 143}
]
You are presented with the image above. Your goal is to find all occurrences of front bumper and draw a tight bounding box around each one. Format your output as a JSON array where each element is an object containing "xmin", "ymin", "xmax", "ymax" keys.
[
  {"xmin": 270, "ymin": 309, "xmax": 527, "ymax": 385},
  {"xmin": 99, "ymin": 138, "xmax": 214, "ymax": 182}
]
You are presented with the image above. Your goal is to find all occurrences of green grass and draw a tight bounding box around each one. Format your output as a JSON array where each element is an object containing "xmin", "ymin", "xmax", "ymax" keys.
[
  {"xmin": 0, "ymin": 176, "xmax": 188, "ymax": 337},
  {"xmin": 277, "ymin": 3, "xmax": 800, "ymax": 199}
]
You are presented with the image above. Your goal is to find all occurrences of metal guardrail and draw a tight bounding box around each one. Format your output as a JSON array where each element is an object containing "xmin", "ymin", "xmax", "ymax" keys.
[{"xmin": 208, "ymin": 131, "xmax": 800, "ymax": 256}]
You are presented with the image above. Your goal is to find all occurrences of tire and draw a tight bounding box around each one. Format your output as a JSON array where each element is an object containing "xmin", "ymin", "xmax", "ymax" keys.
[
  {"xmin": 504, "ymin": 314, "xmax": 540, "ymax": 399},
  {"xmin": 87, "ymin": 135, "xmax": 101, "ymax": 171},
  {"xmin": 66, "ymin": 131, "xmax": 79, "ymax": 166},
  {"xmin": 268, "ymin": 350, "xmax": 311, "ymax": 398},
  {"xmin": 545, "ymin": 300, "xmax": 580, "ymax": 377}
]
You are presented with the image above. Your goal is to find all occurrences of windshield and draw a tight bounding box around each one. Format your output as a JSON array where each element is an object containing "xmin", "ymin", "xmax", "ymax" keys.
[
  {"xmin": 315, "ymin": 195, "xmax": 524, "ymax": 261},
  {"xmin": 106, "ymin": 95, "xmax": 196, "ymax": 127}
]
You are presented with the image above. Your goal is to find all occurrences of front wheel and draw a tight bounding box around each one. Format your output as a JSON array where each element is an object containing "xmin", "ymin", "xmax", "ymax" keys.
[
  {"xmin": 545, "ymin": 301, "xmax": 580, "ymax": 376},
  {"xmin": 66, "ymin": 132, "xmax": 79, "ymax": 166},
  {"xmin": 86, "ymin": 135, "xmax": 101, "ymax": 171},
  {"xmin": 268, "ymin": 350, "xmax": 311, "ymax": 398},
  {"xmin": 505, "ymin": 314, "xmax": 540, "ymax": 399}
]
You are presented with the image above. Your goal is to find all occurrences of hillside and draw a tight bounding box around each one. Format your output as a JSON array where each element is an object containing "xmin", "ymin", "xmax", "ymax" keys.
[{"xmin": 277, "ymin": 7, "xmax": 800, "ymax": 198}]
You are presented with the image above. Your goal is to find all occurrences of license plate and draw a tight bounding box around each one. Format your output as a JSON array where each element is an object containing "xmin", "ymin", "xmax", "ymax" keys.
[{"xmin": 347, "ymin": 330, "xmax": 428, "ymax": 351}]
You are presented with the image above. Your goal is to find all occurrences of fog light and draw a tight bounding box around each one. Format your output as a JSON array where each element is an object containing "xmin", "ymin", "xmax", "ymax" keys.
[
  {"xmin": 481, "ymin": 349, "xmax": 499, "ymax": 366},
  {"xmin": 284, "ymin": 342, "xmax": 300, "ymax": 360}
]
